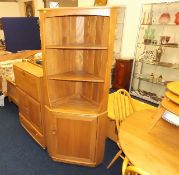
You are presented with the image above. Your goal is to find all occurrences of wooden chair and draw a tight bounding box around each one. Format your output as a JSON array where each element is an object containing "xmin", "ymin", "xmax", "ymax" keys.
[
  {"xmin": 122, "ymin": 157, "xmax": 150, "ymax": 175},
  {"xmin": 107, "ymin": 89, "xmax": 135, "ymax": 168}
]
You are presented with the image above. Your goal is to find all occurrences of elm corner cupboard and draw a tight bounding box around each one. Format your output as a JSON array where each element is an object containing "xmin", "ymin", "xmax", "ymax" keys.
[{"xmin": 39, "ymin": 7, "xmax": 121, "ymax": 166}]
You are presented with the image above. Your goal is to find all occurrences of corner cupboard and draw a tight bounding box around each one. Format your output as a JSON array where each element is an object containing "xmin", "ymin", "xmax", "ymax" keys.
[{"xmin": 39, "ymin": 7, "xmax": 122, "ymax": 167}]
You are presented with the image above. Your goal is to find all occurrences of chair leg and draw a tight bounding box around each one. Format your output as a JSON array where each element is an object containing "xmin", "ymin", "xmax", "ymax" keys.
[{"xmin": 107, "ymin": 150, "xmax": 123, "ymax": 169}]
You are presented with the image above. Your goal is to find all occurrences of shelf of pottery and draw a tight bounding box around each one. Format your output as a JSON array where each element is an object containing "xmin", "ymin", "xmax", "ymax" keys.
[{"xmin": 130, "ymin": 2, "xmax": 179, "ymax": 105}]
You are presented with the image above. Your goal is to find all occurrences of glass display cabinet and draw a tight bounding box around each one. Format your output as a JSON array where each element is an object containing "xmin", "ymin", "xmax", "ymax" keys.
[{"xmin": 130, "ymin": 2, "xmax": 179, "ymax": 105}]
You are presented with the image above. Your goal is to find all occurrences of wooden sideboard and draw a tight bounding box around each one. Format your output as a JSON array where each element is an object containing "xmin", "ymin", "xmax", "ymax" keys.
[
  {"xmin": 13, "ymin": 62, "xmax": 45, "ymax": 148},
  {"xmin": 0, "ymin": 50, "xmax": 40, "ymax": 92}
]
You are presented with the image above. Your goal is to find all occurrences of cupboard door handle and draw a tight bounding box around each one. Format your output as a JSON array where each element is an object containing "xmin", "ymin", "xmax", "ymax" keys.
[{"xmin": 51, "ymin": 130, "xmax": 56, "ymax": 135}]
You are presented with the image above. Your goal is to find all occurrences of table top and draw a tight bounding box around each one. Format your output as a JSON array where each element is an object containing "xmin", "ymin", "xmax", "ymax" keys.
[{"xmin": 119, "ymin": 109, "xmax": 179, "ymax": 175}]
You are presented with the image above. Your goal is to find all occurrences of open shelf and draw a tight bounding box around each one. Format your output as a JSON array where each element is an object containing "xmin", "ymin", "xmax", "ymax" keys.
[
  {"xmin": 46, "ymin": 44, "xmax": 108, "ymax": 50},
  {"xmin": 135, "ymin": 60, "xmax": 179, "ymax": 70},
  {"xmin": 141, "ymin": 23, "xmax": 179, "ymax": 26},
  {"xmin": 137, "ymin": 43, "xmax": 178, "ymax": 48},
  {"xmin": 48, "ymin": 71, "xmax": 104, "ymax": 82},
  {"xmin": 49, "ymin": 95, "xmax": 99, "ymax": 114},
  {"xmin": 131, "ymin": 90, "xmax": 161, "ymax": 105},
  {"xmin": 134, "ymin": 76, "xmax": 166, "ymax": 86}
]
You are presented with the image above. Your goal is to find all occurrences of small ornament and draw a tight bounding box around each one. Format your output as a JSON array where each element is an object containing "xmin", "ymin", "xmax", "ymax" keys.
[
  {"xmin": 149, "ymin": 73, "xmax": 154, "ymax": 82},
  {"xmin": 156, "ymin": 46, "xmax": 163, "ymax": 63},
  {"xmin": 159, "ymin": 13, "xmax": 170, "ymax": 24},
  {"xmin": 149, "ymin": 28, "xmax": 155, "ymax": 41},
  {"xmin": 175, "ymin": 12, "xmax": 179, "ymax": 25},
  {"xmin": 158, "ymin": 75, "xmax": 163, "ymax": 83}
]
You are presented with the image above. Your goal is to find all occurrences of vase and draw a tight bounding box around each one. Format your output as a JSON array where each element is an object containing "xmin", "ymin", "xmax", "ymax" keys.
[
  {"xmin": 159, "ymin": 13, "xmax": 170, "ymax": 24},
  {"xmin": 175, "ymin": 12, "xmax": 179, "ymax": 25}
]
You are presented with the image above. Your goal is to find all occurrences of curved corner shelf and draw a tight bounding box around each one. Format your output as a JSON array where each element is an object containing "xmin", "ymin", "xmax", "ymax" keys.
[
  {"xmin": 49, "ymin": 95, "xmax": 99, "ymax": 114},
  {"xmin": 48, "ymin": 71, "xmax": 104, "ymax": 82},
  {"xmin": 46, "ymin": 44, "xmax": 108, "ymax": 50}
]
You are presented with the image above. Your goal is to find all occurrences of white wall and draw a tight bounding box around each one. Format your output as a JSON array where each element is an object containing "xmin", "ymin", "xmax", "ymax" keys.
[
  {"xmin": 79, "ymin": 0, "xmax": 178, "ymax": 58},
  {"xmin": 0, "ymin": 2, "xmax": 20, "ymax": 17},
  {"xmin": 108, "ymin": 0, "xmax": 142, "ymax": 58},
  {"xmin": 0, "ymin": 2, "xmax": 20, "ymax": 40}
]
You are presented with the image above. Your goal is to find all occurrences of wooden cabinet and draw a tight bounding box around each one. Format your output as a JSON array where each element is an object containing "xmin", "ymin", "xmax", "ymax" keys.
[
  {"xmin": 13, "ymin": 62, "xmax": 45, "ymax": 148},
  {"xmin": 112, "ymin": 59, "xmax": 133, "ymax": 90},
  {"xmin": 39, "ymin": 7, "xmax": 121, "ymax": 166},
  {"xmin": 7, "ymin": 79, "xmax": 18, "ymax": 105}
]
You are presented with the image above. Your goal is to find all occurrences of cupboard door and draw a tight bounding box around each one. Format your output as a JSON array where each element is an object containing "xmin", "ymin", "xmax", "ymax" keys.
[{"xmin": 45, "ymin": 108, "xmax": 97, "ymax": 164}]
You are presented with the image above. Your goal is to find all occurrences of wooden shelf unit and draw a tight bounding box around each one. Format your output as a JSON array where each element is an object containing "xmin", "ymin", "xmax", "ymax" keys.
[
  {"xmin": 40, "ymin": 7, "xmax": 121, "ymax": 166},
  {"xmin": 48, "ymin": 71, "xmax": 104, "ymax": 82}
]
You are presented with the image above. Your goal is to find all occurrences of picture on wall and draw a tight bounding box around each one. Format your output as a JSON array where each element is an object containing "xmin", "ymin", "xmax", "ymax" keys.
[
  {"xmin": 24, "ymin": 1, "xmax": 34, "ymax": 17},
  {"xmin": 94, "ymin": 0, "xmax": 107, "ymax": 6}
]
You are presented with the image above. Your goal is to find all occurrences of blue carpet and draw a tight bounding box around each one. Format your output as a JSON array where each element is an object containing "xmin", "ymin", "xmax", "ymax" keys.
[{"xmin": 0, "ymin": 98, "xmax": 123, "ymax": 175}]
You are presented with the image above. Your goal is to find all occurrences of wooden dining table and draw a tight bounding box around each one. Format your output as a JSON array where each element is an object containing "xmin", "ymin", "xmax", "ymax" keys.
[{"xmin": 119, "ymin": 108, "xmax": 179, "ymax": 175}]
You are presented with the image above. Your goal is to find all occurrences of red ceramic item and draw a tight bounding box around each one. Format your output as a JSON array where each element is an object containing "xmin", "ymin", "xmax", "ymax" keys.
[
  {"xmin": 175, "ymin": 12, "xmax": 179, "ymax": 25},
  {"xmin": 159, "ymin": 13, "xmax": 170, "ymax": 24}
]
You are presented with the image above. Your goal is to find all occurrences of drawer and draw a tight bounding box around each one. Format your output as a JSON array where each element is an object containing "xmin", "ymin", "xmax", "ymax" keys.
[
  {"xmin": 7, "ymin": 80, "xmax": 18, "ymax": 105},
  {"xmin": 17, "ymin": 87, "xmax": 42, "ymax": 133},
  {"xmin": 19, "ymin": 112, "xmax": 45, "ymax": 148},
  {"xmin": 14, "ymin": 66, "xmax": 41, "ymax": 101}
]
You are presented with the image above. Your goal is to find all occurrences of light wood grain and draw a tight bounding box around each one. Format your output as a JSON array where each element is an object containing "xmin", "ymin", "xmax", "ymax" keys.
[
  {"xmin": 119, "ymin": 109, "xmax": 179, "ymax": 175},
  {"xmin": 45, "ymin": 107, "xmax": 107, "ymax": 167},
  {"xmin": 46, "ymin": 45, "xmax": 108, "ymax": 49},
  {"xmin": 48, "ymin": 71, "xmax": 104, "ymax": 82},
  {"xmin": 14, "ymin": 65, "xmax": 41, "ymax": 101},
  {"xmin": 14, "ymin": 62, "xmax": 45, "ymax": 148},
  {"xmin": 6, "ymin": 79, "xmax": 18, "ymax": 105},
  {"xmin": 165, "ymin": 91, "xmax": 179, "ymax": 104},
  {"xmin": 161, "ymin": 97, "xmax": 179, "ymax": 116},
  {"xmin": 48, "ymin": 95, "xmax": 99, "ymax": 114},
  {"xmin": 40, "ymin": 7, "xmax": 120, "ymax": 166}
]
